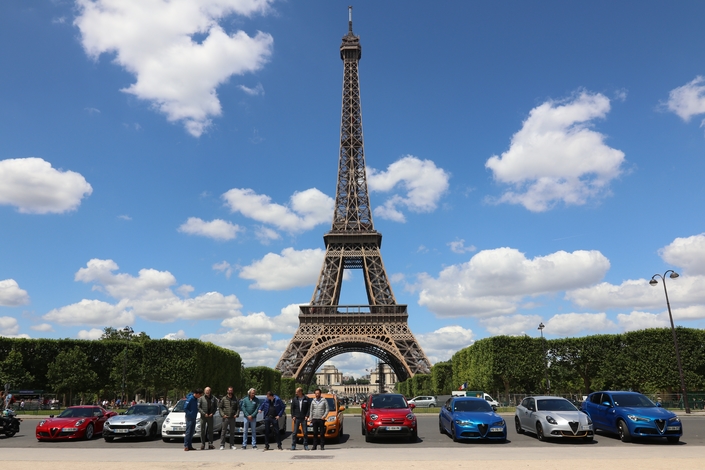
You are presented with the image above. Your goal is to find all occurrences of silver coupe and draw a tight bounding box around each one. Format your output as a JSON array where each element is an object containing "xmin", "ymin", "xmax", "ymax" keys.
[
  {"xmin": 103, "ymin": 404, "xmax": 169, "ymax": 441},
  {"xmin": 515, "ymin": 396, "xmax": 594, "ymax": 442}
]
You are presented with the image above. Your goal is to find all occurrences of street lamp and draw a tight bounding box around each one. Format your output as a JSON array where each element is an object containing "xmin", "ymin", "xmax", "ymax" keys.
[
  {"xmin": 650, "ymin": 270, "xmax": 690, "ymax": 413},
  {"xmin": 121, "ymin": 326, "xmax": 134, "ymax": 406},
  {"xmin": 538, "ymin": 323, "xmax": 549, "ymax": 394}
]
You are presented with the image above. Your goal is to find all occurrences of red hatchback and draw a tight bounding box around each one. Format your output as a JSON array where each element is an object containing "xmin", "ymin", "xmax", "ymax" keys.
[
  {"xmin": 361, "ymin": 393, "xmax": 417, "ymax": 442},
  {"xmin": 36, "ymin": 406, "xmax": 116, "ymax": 441}
]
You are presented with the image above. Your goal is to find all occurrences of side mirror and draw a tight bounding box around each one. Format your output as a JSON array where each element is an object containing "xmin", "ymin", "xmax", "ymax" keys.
[
  {"xmin": 49, "ymin": 414, "xmax": 54, "ymax": 418},
  {"xmin": 409, "ymin": 403, "xmax": 416, "ymax": 409},
  {"xmin": 339, "ymin": 405, "xmax": 345, "ymax": 412},
  {"xmin": 656, "ymin": 402, "xmax": 663, "ymax": 408},
  {"xmin": 162, "ymin": 410, "xmax": 169, "ymax": 416},
  {"xmin": 601, "ymin": 402, "xmax": 612, "ymax": 407},
  {"xmin": 361, "ymin": 403, "xmax": 367, "ymax": 410}
]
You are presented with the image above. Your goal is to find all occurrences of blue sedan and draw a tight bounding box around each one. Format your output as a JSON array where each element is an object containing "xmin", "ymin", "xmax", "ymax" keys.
[
  {"xmin": 581, "ymin": 391, "xmax": 683, "ymax": 443},
  {"xmin": 439, "ymin": 397, "xmax": 507, "ymax": 442}
]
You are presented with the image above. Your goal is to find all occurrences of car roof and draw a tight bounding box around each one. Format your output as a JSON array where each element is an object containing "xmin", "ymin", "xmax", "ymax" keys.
[
  {"xmin": 452, "ymin": 396, "xmax": 485, "ymax": 401},
  {"xmin": 527, "ymin": 396, "xmax": 569, "ymax": 400},
  {"xmin": 592, "ymin": 391, "xmax": 642, "ymax": 395}
]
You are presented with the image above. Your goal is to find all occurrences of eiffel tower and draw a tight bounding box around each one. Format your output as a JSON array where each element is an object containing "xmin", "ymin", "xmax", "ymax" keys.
[{"xmin": 276, "ymin": 7, "xmax": 432, "ymax": 386}]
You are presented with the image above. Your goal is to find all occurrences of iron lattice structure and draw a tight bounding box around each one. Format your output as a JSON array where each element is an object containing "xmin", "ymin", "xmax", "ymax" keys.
[{"xmin": 276, "ymin": 9, "xmax": 432, "ymax": 386}]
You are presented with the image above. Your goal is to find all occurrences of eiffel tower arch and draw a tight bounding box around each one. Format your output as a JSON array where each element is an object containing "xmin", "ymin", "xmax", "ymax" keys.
[{"xmin": 276, "ymin": 8, "xmax": 432, "ymax": 387}]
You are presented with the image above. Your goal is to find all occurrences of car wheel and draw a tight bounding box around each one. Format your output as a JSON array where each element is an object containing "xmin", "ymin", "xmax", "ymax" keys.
[
  {"xmin": 535, "ymin": 422, "xmax": 544, "ymax": 442},
  {"xmin": 5, "ymin": 430, "xmax": 16, "ymax": 438},
  {"xmin": 104, "ymin": 436, "xmax": 114, "ymax": 442},
  {"xmin": 365, "ymin": 430, "xmax": 372, "ymax": 442},
  {"xmin": 84, "ymin": 423, "xmax": 94, "ymax": 440},
  {"xmin": 409, "ymin": 430, "xmax": 418, "ymax": 443},
  {"xmin": 439, "ymin": 418, "xmax": 445, "ymax": 435},
  {"xmin": 162, "ymin": 437, "xmax": 170, "ymax": 443},
  {"xmin": 514, "ymin": 416, "xmax": 524, "ymax": 434},
  {"xmin": 583, "ymin": 435, "xmax": 594, "ymax": 443},
  {"xmin": 451, "ymin": 423, "xmax": 458, "ymax": 442},
  {"xmin": 361, "ymin": 421, "xmax": 366, "ymax": 435},
  {"xmin": 617, "ymin": 420, "xmax": 631, "ymax": 442},
  {"xmin": 667, "ymin": 436, "xmax": 680, "ymax": 444},
  {"xmin": 149, "ymin": 423, "xmax": 158, "ymax": 439}
]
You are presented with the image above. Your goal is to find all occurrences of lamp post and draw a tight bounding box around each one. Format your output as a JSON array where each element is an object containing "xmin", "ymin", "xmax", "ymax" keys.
[
  {"xmin": 650, "ymin": 270, "xmax": 690, "ymax": 414},
  {"xmin": 121, "ymin": 326, "xmax": 134, "ymax": 406},
  {"xmin": 538, "ymin": 323, "xmax": 549, "ymax": 394}
]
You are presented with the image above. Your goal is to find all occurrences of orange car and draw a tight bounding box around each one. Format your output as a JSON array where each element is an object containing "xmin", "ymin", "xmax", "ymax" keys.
[{"xmin": 291, "ymin": 393, "xmax": 345, "ymax": 443}]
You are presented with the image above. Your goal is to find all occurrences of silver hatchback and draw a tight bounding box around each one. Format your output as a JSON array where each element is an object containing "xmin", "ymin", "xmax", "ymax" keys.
[{"xmin": 408, "ymin": 396, "xmax": 437, "ymax": 408}]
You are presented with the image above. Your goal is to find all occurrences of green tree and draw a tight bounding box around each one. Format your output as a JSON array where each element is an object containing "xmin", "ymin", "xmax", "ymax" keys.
[
  {"xmin": 47, "ymin": 346, "xmax": 99, "ymax": 404},
  {"xmin": 100, "ymin": 326, "xmax": 150, "ymax": 342},
  {"xmin": 0, "ymin": 349, "xmax": 34, "ymax": 388}
]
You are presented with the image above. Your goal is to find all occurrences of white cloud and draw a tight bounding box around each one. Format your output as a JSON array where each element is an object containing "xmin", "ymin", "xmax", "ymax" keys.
[
  {"xmin": 164, "ymin": 330, "xmax": 187, "ymax": 340},
  {"xmin": 616, "ymin": 311, "xmax": 670, "ymax": 332},
  {"xmin": 77, "ymin": 328, "xmax": 104, "ymax": 340},
  {"xmin": 485, "ymin": 91, "xmax": 625, "ymax": 211},
  {"xmin": 0, "ymin": 158, "xmax": 93, "ymax": 214},
  {"xmin": 74, "ymin": 0, "xmax": 275, "ymax": 137},
  {"xmin": 417, "ymin": 247, "xmax": 610, "ymax": 317},
  {"xmin": 30, "ymin": 323, "xmax": 54, "ymax": 332},
  {"xmin": 0, "ymin": 316, "xmax": 20, "ymax": 336},
  {"xmin": 178, "ymin": 217, "xmax": 242, "ymax": 240},
  {"xmin": 417, "ymin": 325, "xmax": 474, "ymax": 363},
  {"xmin": 213, "ymin": 261, "xmax": 233, "ymax": 279},
  {"xmin": 45, "ymin": 259, "xmax": 243, "ymax": 324},
  {"xmin": 0, "ymin": 279, "xmax": 30, "ymax": 306},
  {"xmin": 239, "ymin": 83, "xmax": 264, "ymax": 95},
  {"xmin": 118, "ymin": 214, "xmax": 132, "ymax": 220},
  {"xmin": 544, "ymin": 312, "xmax": 617, "ymax": 336},
  {"xmin": 665, "ymin": 76, "xmax": 705, "ymax": 122},
  {"xmin": 222, "ymin": 187, "xmax": 333, "ymax": 233},
  {"xmin": 481, "ymin": 314, "xmax": 543, "ymax": 336},
  {"xmin": 448, "ymin": 239, "xmax": 476, "ymax": 254},
  {"xmin": 659, "ymin": 233, "xmax": 705, "ymax": 275},
  {"xmin": 239, "ymin": 248, "xmax": 324, "ymax": 290},
  {"xmin": 368, "ymin": 156, "xmax": 450, "ymax": 223},
  {"xmin": 255, "ymin": 226, "xmax": 281, "ymax": 244}
]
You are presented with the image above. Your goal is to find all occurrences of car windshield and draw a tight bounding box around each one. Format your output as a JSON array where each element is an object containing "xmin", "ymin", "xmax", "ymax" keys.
[
  {"xmin": 58, "ymin": 408, "xmax": 95, "ymax": 418},
  {"xmin": 172, "ymin": 399, "xmax": 187, "ymax": 412},
  {"xmin": 612, "ymin": 393, "xmax": 655, "ymax": 408},
  {"xmin": 370, "ymin": 395, "xmax": 408, "ymax": 409},
  {"xmin": 454, "ymin": 400, "xmax": 492, "ymax": 412},
  {"xmin": 537, "ymin": 399, "xmax": 577, "ymax": 412},
  {"xmin": 126, "ymin": 405, "xmax": 160, "ymax": 415}
]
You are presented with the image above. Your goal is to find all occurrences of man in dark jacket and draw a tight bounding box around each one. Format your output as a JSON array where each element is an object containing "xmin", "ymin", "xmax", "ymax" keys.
[
  {"xmin": 184, "ymin": 389, "xmax": 202, "ymax": 451},
  {"xmin": 198, "ymin": 386, "xmax": 217, "ymax": 449},
  {"xmin": 290, "ymin": 387, "xmax": 310, "ymax": 450},
  {"xmin": 259, "ymin": 391, "xmax": 285, "ymax": 450},
  {"xmin": 218, "ymin": 387, "xmax": 239, "ymax": 450}
]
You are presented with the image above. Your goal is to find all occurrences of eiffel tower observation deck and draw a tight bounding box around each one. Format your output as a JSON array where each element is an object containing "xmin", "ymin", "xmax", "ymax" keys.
[{"xmin": 276, "ymin": 8, "xmax": 432, "ymax": 386}]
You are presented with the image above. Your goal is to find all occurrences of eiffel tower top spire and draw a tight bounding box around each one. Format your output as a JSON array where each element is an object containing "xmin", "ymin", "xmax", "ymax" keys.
[{"xmin": 332, "ymin": 5, "xmax": 373, "ymax": 233}]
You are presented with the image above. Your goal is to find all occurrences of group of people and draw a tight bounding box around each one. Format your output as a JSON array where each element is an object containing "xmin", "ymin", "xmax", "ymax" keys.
[{"xmin": 181, "ymin": 386, "xmax": 330, "ymax": 452}]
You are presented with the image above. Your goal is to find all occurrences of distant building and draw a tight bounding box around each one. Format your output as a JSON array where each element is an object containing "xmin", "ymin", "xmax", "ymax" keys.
[
  {"xmin": 329, "ymin": 364, "xmax": 397, "ymax": 397},
  {"xmin": 315, "ymin": 364, "xmax": 343, "ymax": 386}
]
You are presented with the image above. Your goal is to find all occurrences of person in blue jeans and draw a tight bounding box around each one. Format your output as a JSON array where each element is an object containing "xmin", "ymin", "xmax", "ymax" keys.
[
  {"xmin": 240, "ymin": 388, "xmax": 260, "ymax": 449},
  {"xmin": 184, "ymin": 388, "xmax": 203, "ymax": 451}
]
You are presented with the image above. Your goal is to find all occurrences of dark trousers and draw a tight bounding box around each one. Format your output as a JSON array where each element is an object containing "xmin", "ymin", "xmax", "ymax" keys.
[
  {"xmin": 311, "ymin": 418, "xmax": 325, "ymax": 448},
  {"xmin": 220, "ymin": 417, "xmax": 236, "ymax": 447},
  {"xmin": 200, "ymin": 416, "xmax": 214, "ymax": 444},
  {"xmin": 292, "ymin": 417, "xmax": 308, "ymax": 447},
  {"xmin": 184, "ymin": 418, "xmax": 196, "ymax": 449},
  {"xmin": 264, "ymin": 416, "xmax": 281, "ymax": 447}
]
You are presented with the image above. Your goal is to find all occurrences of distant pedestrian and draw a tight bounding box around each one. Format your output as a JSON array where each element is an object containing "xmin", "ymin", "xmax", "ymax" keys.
[
  {"xmin": 184, "ymin": 388, "xmax": 202, "ymax": 451},
  {"xmin": 198, "ymin": 386, "xmax": 217, "ymax": 449},
  {"xmin": 309, "ymin": 388, "xmax": 329, "ymax": 450},
  {"xmin": 218, "ymin": 387, "xmax": 239, "ymax": 450},
  {"xmin": 260, "ymin": 391, "xmax": 285, "ymax": 450},
  {"xmin": 240, "ymin": 389, "xmax": 260, "ymax": 449},
  {"xmin": 290, "ymin": 387, "xmax": 310, "ymax": 450}
]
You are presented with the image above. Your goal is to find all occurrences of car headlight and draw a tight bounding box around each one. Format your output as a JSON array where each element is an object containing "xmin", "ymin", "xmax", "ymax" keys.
[
  {"xmin": 586, "ymin": 415, "xmax": 593, "ymax": 425},
  {"xmin": 369, "ymin": 414, "xmax": 378, "ymax": 421},
  {"xmin": 104, "ymin": 422, "xmax": 111, "ymax": 428},
  {"xmin": 492, "ymin": 420, "xmax": 505, "ymax": 427},
  {"xmin": 39, "ymin": 420, "xmax": 46, "ymax": 426},
  {"xmin": 546, "ymin": 416, "xmax": 557, "ymax": 425},
  {"xmin": 327, "ymin": 416, "xmax": 336, "ymax": 422},
  {"xmin": 137, "ymin": 421, "xmax": 148, "ymax": 427},
  {"xmin": 165, "ymin": 418, "xmax": 170, "ymax": 423},
  {"xmin": 76, "ymin": 419, "xmax": 85, "ymax": 426},
  {"xmin": 455, "ymin": 420, "xmax": 471, "ymax": 426},
  {"xmin": 669, "ymin": 417, "xmax": 681, "ymax": 423},
  {"xmin": 406, "ymin": 413, "xmax": 415, "ymax": 421},
  {"xmin": 627, "ymin": 414, "xmax": 650, "ymax": 422}
]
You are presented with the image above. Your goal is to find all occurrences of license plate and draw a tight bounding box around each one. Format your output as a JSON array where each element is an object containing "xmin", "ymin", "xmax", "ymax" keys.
[
  {"xmin": 115, "ymin": 429, "xmax": 129, "ymax": 433},
  {"xmin": 172, "ymin": 426, "xmax": 186, "ymax": 432},
  {"xmin": 667, "ymin": 426, "xmax": 680, "ymax": 431},
  {"xmin": 385, "ymin": 426, "xmax": 401, "ymax": 431},
  {"xmin": 490, "ymin": 427, "xmax": 503, "ymax": 432},
  {"xmin": 580, "ymin": 425, "xmax": 591, "ymax": 431},
  {"xmin": 63, "ymin": 427, "xmax": 78, "ymax": 432}
]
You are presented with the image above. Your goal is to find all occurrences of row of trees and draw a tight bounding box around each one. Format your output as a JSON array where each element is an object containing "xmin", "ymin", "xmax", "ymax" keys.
[{"xmin": 396, "ymin": 328, "xmax": 705, "ymax": 399}]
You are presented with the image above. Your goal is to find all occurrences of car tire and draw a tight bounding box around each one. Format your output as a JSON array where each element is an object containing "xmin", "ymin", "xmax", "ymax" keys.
[
  {"xmin": 535, "ymin": 422, "xmax": 544, "ymax": 442},
  {"xmin": 439, "ymin": 418, "xmax": 445, "ymax": 435},
  {"xmin": 104, "ymin": 436, "xmax": 114, "ymax": 442},
  {"xmin": 162, "ymin": 437, "xmax": 170, "ymax": 443},
  {"xmin": 365, "ymin": 431, "xmax": 372, "ymax": 442},
  {"xmin": 361, "ymin": 422, "xmax": 366, "ymax": 435},
  {"xmin": 583, "ymin": 435, "xmax": 593, "ymax": 443},
  {"xmin": 451, "ymin": 423, "xmax": 458, "ymax": 442},
  {"xmin": 514, "ymin": 416, "xmax": 524, "ymax": 434},
  {"xmin": 409, "ymin": 430, "xmax": 417, "ymax": 443},
  {"xmin": 617, "ymin": 419, "xmax": 631, "ymax": 442},
  {"xmin": 84, "ymin": 423, "xmax": 94, "ymax": 440},
  {"xmin": 667, "ymin": 436, "xmax": 680, "ymax": 444},
  {"xmin": 149, "ymin": 423, "xmax": 158, "ymax": 439}
]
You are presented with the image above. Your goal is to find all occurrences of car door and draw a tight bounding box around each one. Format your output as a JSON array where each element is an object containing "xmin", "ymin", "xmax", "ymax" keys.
[
  {"xmin": 440, "ymin": 398, "xmax": 452, "ymax": 432},
  {"xmin": 590, "ymin": 393, "xmax": 613, "ymax": 431},
  {"xmin": 518, "ymin": 398, "xmax": 535, "ymax": 430},
  {"xmin": 94, "ymin": 408, "xmax": 108, "ymax": 433}
]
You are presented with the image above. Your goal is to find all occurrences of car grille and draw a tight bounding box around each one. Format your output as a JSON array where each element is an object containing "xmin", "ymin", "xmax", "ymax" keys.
[
  {"xmin": 553, "ymin": 430, "xmax": 589, "ymax": 437},
  {"xmin": 478, "ymin": 424, "xmax": 488, "ymax": 436},
  {"xmin": 380, "ymin": 418, "xmax": 405, "ymax": 425},
  {"xmin": 568, "ymin": 421, "xmax": 579, "ymax": 433},
  {"xmin": 109, "ymin": 425, "xmax": 137, "ymax": 430},
  {"xmin": 655, "ymin": 420, "xmax": 666, "ymax": 433}
]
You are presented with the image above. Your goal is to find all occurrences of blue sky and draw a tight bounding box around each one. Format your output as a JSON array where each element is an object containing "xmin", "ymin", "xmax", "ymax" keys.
[{"xmin": 2, "ymin": 1, "xmax": 705, "ymax": 378}]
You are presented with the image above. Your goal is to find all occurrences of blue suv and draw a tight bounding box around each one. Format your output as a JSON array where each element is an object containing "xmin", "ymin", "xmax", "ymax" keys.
[{"xmin": 581, "ymin": 391, "xmax": 682, "ymax": 443}]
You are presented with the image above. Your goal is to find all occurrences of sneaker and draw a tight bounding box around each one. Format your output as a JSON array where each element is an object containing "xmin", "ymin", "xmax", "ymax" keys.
[
  {"xmin": 230, "ymin": 446, "xmax": 235, "ymax": 450},
  {"xmin": 241, "ymin": 446, "xmax": 247, "ymax": 450},
  {"xmin": 304, "ymin": 445, "xmax": 309, "ymax": 451},
  {"xmin": 220, "ymin": 445, "xmax": 224, "ymax": 450},
  {"xmin": 320, "ymin": 447, "xmax": 325, "ymax": 451},
  {"xmin": 290, "ymin": 445, "xmax": 296, "ymax": 451},
  {"xmin": 277, "ymin": 445, "xmax": 283, "ymax": 450},
  {"xmin": 209, "ymin": 444, "xmax": 215, "ymax": 450},
  {"xmin": 252, "ymin": 446, "xmax": 258, "ymax": 450},
  {"xmin": 264, "ymin": 445, "xmax": 270, "ymax": 451},
  {"xmin": 200, "ymin": 445, "xmax": 205, "ymax": 450},
  {"xmin": 311, "ymin": 446, "xmax": 317, "ymax": 451}
]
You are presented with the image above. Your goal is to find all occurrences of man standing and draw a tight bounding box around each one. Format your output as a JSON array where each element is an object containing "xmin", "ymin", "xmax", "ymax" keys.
[
  {"xmin": 218, "ymin": 386, "xmax": 239, "ymax": 450},
  {"xmin": 240, "ymin": 388, "xmax": 259, "ymax": 450},
  {"xmin": 184, "ymin": 388, "xmax": 202, "ymax": 451},
  {"xmin": 290, "ymin": 387, "xmax": 310, "ymax": 450},
  {"xmin": 260, "ymin": 391, "xmax": 285, "ymax": 450},
  {"xmin": 309, "ymin": 388, "xmax": 329, "ymax": 451},
  {"xmin": 198, "ymin": 386, "xmax": 217, "ymax": 449}
]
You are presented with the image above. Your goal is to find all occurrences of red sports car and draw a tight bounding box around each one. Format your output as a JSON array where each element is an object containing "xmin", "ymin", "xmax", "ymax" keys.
[{"xmin": 36, "ymin": 406, "xmax": 116, "ymax": 441}]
